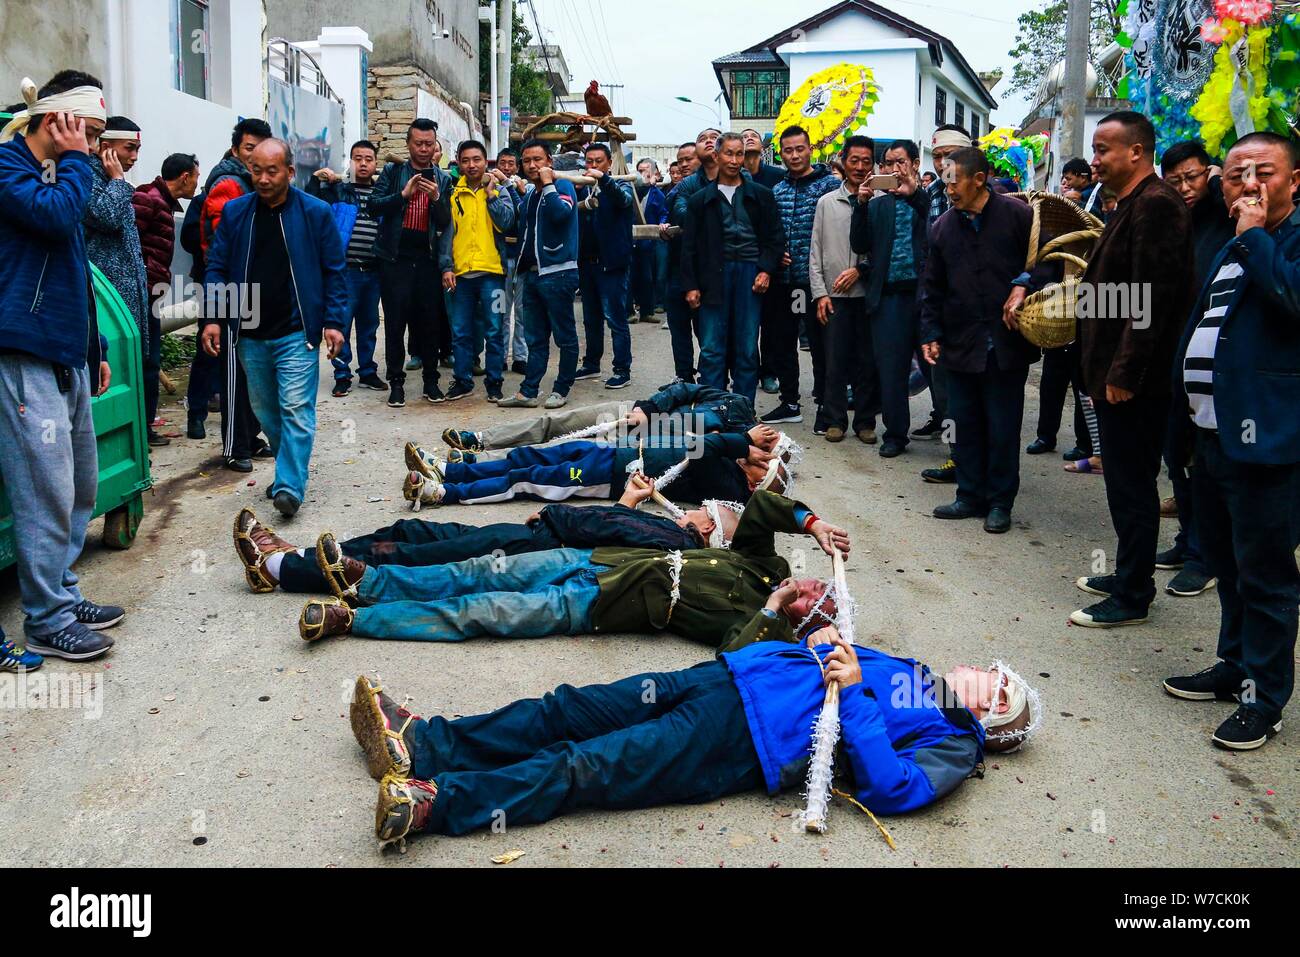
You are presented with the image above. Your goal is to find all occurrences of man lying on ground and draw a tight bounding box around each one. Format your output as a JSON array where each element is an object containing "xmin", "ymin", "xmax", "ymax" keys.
[
  {"xmin": 343, "ymin": 624, "xmax": 1040, "ymax": 849},
  {"xmin": 400, "ymin": 426, "xmax": 790, "ymax": 509},
  {"xmin": 298, "ymin": 489, "xmax": 846, "ymax": 649},
  {"xmin": 232, "ymin": 475, "xmax": 741, "ymax": 594},
  {"xmin": 440, "ymin": 379, "xmax": 759, "ymax": 454}
]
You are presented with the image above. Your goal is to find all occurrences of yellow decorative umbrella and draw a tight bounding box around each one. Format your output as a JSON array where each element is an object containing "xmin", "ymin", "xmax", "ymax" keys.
[{"xmin": 774, "ymin": 63, "xmax": 880, "ymax": 163}]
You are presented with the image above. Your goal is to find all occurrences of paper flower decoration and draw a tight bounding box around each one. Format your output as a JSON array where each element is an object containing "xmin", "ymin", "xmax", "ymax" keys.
[
  {"xmin": 977, "ymin": 128, "xmax": 1048, "ymax": 191},
  {"xmin": 1215, "ymin": 0, "xmax": 1275, "ymax": 25},
  {"xmin": 774, "ymin": 63, "xmax": 880, "ymax": 163}
]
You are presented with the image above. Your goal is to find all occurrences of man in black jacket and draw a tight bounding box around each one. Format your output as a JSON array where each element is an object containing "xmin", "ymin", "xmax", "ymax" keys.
[
  {"xmin": 369, "ymin": 118, "xmax": 452, "ymax": 407},
  {"xmin": 232, "ymin": 474, "xmax": 740, "ymax": 594},
  {"xmin": 682, "ymin": 132, "xmax": 782, "ymax": 404},
  {"xmin": 919, "ymin": 148, "xmax": 1044, "ymax": 534}
]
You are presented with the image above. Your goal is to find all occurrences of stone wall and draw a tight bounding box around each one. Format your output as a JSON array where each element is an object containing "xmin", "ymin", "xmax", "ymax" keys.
[{"xmin": 367, "ymin": 62, "xmax": 478, "ymax": 162}]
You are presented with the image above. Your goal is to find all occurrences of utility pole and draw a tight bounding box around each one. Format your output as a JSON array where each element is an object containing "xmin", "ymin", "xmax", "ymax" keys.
[
  {"xmin": 498, "ymin": 0, "xmax": 513, "ymax": 152},
  {"xmin": 1060, "ymin": 0, "xmax": 1089, "ymax": 162}
]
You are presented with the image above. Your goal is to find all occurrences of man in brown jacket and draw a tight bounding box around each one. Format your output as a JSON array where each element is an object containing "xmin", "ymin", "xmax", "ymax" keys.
[{"xmin": 1072, "ymin": 111, "xmax": 1194, "ymax": 628}]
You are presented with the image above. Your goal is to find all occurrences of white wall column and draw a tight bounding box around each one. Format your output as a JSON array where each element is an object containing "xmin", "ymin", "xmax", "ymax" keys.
[{"xmin": 314, "ymin": 26, "xmax": 373, "ymax": 154}]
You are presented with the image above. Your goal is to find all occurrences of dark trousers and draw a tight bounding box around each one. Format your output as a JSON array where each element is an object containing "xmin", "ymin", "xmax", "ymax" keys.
[
  {"xmin": 380, "ymin": 255, "xmax": 445, "ymax": 389},
  {"xmin": 143, "ymin": 311, "xmax": 162, "ymax": 425},
  {"xmin": 822, "ymin": 297, "xmax": 873, "ymax": 433},
  {"xmin": 1193, "ymin": 430, "xmax": 1299, "ymax": 718},
  {"xmin": 761, "ymin": 280, "xmax": 815, "ymax": 407},
  {"xmin": 663, "ymin": 281, "xmax": 698, "ymax": 381},
  {"xmin": 1164, "ymin": 415, "xmax": 1207, "ymax": 571},
  {"xmin": 406, "ymin": 660, "xmax": 763, "ymax": 835},
  {"xmin": 1036, "ymin": 342, "xmax": 1090, "ymax": 452},
  {"xmin": 188, "ymin": 326, "xmax": 260, "ymax": 459},
  {"xmin": 866, "ymin": 290, "xmax": 917, "ymax": 446},
  {"xmin": 520, "ymin": 268, "xmax": 581, "ymax": 398},
  {"xmin": 1094, "ymin": 393, "xmax": 1170, "ymax": 610},
  {"xmin": 278, "ymin": 518, "xmax": 562, "ymax": 593},
  {"xmin": 629, "ymin": 244, "xmax": 657, "ymax": 318},
  {"xmin": 946, "ymin": 360, "xmax": 1029, "ymax": 512}
]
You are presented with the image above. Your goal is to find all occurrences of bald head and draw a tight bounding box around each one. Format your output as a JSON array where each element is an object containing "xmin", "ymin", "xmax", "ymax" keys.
[
  {"xmin": 252, "ymin": 137, "xmax": 293, "ymax": 166},
  {"xmin": 249, "ymin": 138, "xmax": 294, "ymax": 206}
]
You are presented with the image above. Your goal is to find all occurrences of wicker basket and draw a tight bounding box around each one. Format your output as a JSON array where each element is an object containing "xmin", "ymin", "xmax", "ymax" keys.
[{"xmin": 1010, "ymin": 192, "xmax": 1103, "ymax": 349}]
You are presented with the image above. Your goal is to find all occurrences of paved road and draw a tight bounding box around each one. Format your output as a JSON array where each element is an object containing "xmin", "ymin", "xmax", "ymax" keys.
[{"xmin": 1, "ymin": 314, "xmax": 1294, "ymax": 867}]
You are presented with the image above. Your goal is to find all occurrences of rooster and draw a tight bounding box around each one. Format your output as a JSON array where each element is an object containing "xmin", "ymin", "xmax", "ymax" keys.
[{"xmin": 584, "ymin": 80, "xmax": 613, "ymax": 119}]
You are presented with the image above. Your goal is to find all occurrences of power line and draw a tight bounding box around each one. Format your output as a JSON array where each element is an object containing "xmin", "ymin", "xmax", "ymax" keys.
[
  {"xmin": 553, "ymin": 0, "xmax": 604, "ymax": 92},
  {"xmin": 586, "ymin": 0, "xmax": 623, "ymax": 87}
]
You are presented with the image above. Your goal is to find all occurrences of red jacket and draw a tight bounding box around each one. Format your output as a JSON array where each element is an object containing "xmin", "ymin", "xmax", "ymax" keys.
[{"xmin": 132, "ymin": 177, "xmax": 182, "ymax": 294}]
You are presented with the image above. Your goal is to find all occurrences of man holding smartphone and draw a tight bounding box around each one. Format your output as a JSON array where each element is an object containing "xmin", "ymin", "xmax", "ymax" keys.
[{"xmin": 370, "ymin": 118, "xmax": 452, "ymax": 408}]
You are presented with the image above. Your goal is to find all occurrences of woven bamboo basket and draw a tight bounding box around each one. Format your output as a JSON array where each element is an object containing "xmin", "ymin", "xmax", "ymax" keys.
[{"xmin": 1010, "ymin": 192, "xmax": 1104, "ymax": 349}]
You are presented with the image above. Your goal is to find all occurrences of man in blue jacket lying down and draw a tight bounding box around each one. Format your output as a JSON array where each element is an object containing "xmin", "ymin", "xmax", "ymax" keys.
[{"xmin": 346, "ymin": 624, "xmax": 1040, "ymax": 848}]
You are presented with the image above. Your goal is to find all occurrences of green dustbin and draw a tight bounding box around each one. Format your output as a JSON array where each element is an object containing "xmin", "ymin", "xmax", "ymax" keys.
[{"xmin": 0, "ymin": 246, "xmax": 153, "ymax": 573}]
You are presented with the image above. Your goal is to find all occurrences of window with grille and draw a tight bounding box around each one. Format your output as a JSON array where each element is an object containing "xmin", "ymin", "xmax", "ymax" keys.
[
  {"xmin": 172, "ymin": 0, "xmax": 210, "ymax": 99},
  {"xmin": 955, "ymin": 101, "xmax": 964, "ymax": 132},
  {"xmin": 970, "ymin": 113, "xmax": 980, "ymax": 140},
  {"xmin": 731, "ymin": 69, "xmax": 789, "ymax": 119},
  {"xmin": 934, "ymin": 87, "xmax": 946, "ymax": 126}
]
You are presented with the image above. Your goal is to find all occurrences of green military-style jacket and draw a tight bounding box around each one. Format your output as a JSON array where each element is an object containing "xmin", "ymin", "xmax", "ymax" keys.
[{"xmin": 589, "ymin": 490, "xmax": 807, "ymax": 652}]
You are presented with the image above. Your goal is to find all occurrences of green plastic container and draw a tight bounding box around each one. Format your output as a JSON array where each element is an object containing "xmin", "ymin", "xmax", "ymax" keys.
[{"xmin": 0, "ymin": 232, "xmax": 152, "ymax": 572}]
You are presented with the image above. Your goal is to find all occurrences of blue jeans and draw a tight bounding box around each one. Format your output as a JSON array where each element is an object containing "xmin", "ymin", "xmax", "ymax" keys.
[
  {"xmin": 579, "ymin": 262, "xmax": 632, "ymax": 375},
  {"xmin": 697, "ymin": 260, "xmax": 761, "ymax": 403},
  {"xmin": 406, "ymin": 660, "xmax": 762, "ymax": 835},
  {"xmin": 519, "ymin": 268, "xmax": 580, "ymax": 398},
  {"xmin": 237, "ymin": 332, "xmax": 320, "ymax": 502},
  {"xmin": 450, "ymin": 273, "xmax": 505, "ymax": 390},
  {"xmin": 499, "ymin": 257, "xmax": 528, "ymax": 363},
  {"xmin": 352, "ymin": 548, "xmax": 603, "ymax": 641},
  {"xmin": 333, "ymin": 266, "xmax": 381, "ymax": 382}
]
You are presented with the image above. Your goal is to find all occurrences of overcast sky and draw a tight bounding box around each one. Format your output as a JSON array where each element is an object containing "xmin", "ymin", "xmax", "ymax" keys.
[{"xmin": 526, "ymin": 0, "xmax": 1041, "ymax": 144}]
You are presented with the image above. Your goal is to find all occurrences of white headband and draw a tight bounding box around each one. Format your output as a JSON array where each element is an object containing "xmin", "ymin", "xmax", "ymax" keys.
[
  {"xmin": 932, "ymin": 129, "xmax": 972, "ymax": 151},
  {"xmin": 702, "ymin": 499, "xmax": 744, "ymax": 548},
  {"xmin": 1, "ymin": 77, "xmax": 107, "ymax": 143},
  {"xmin": 100, "ymin": 129, "xmax": 140, "ymax": 142},
  {"xmin": 981, "ymin": 659, "xmax": 1043, "ymax": 751}
]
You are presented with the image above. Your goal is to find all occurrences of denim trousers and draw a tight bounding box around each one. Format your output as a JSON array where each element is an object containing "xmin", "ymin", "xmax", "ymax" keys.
[
  {"xmin": 332, "ymin": 266, "xmax": 381, "ymax": 383},
  {"xmin": 351, "ymin": 548, "xmax": 603, "ymax": 641},
  {"xmin": 697, "ymin": 260, "xmax": 761, "ymax": 403},
  {"xmin": 407, "ymin": 660, "xmax": 763, "ymax": 835},
  {"xmin": 449, "ymin": 272, "xmax": 505, "ymax": 390},
  {"xmin": 519, "ymin": 268, "xmax": 580, "ymax": 398},
  {"xmin": 579, "ymin": 261, "xmax": 632, "ymax": 375},
  {"xmin": 237, "ymin": 332, "xmax": 319, "ymax": 501},
  {"xmin": 0, "ymin": 357, "xmax": 97, "ymax": 637}
]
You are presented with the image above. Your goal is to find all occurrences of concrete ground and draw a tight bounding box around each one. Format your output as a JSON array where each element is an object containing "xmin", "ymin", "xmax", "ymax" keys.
[{"xmin": 1, "ymin": 312, "xmax": 1294, "ymax": 868}]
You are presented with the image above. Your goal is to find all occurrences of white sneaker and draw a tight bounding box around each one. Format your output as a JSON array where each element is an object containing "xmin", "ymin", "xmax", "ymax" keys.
[{"xmin": 544, "ymin": 392, "xmax": 567, "ymax": 409}]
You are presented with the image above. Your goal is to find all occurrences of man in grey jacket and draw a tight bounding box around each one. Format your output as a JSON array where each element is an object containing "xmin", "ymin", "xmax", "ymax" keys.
[
  {"xmin": 810, "ymin": 135, "xmax": 875, "ymax": 443},
  {"xmin": 83, "ymin": 116, "xmax": 148, "ymax": 353}
]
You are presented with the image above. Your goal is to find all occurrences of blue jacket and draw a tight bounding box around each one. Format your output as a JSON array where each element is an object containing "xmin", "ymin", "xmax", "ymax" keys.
[
  {"xmin": 633, "ymin": 380, "xmax": 757, "ymax": 433},
  {"xmin": 305, "ymin": 177, "xmax": 373, "ymax": 252},
  {"xmin": 1172, "ymin": 208, "xmax": 1300, "ymax": 466},
  {"xmin": 204, "ymin": 186, "xmax": 349, "ymax": 346},
  {"xmin": 723, "ymin": 641, "xmax": 985, "ymax": 814},
  {"xmin": 772, "ymin": 163, "xmax": 840, "ymax": 284},
  {"xmin": 518, "ymin": 179, "xmax": 579, "ymax": 275},
  {"xmin": 581, "ymin": 175, "xmax": 635, "ymax": 271},
  {"xmin": 0, "ymin": 135, "xmax": 97, "ymax": 370}
]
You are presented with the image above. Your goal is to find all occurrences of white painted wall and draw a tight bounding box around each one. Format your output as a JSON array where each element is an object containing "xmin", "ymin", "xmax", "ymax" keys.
[{"xmin": 783, "ymin": 45, "xmax": 922, "ymax": 147}]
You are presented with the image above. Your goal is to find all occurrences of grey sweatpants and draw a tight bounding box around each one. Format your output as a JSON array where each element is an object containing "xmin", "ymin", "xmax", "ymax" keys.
[
  {"xmin": 480, "ymin": 400, "xmax": 632, "ymax": 450},
  {"xmin": 0, "ymin": 355, "xmax": 98, "ymax": 637}
]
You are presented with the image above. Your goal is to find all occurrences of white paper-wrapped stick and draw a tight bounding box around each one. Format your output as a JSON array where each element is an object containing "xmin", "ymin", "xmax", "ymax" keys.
[
  {"xmin": 550, "ymin": 170, "xmax": 644, "ymax": 187},
  {"xmin": 802, "ymin": 548, "xmax": 851, "ymax": 833}
]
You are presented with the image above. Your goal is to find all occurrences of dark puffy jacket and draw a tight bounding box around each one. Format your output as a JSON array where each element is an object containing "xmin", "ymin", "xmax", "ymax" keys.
[
  {"xmin": 772, "ymin": 164, "xmax": 839, "ymax": 284},
  {"xmin": 634, "ymin": 381, "xmax": 757, "ymax": 433},
  {"xmin": 537, "ymin": 503, "xmax": 703, "ymax": 550},
  {"xmin": 132, "ymin": 177, "xmax": 182, "ymax": 294}
]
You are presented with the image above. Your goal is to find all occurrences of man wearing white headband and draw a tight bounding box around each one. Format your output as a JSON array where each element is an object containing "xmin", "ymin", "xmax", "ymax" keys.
[
  {"xmin": 341, "ymin": 624, "xmax": 1038, "ymax": 848},
  {"xmin": 0, "ymin": 71, "xmax": 123, "ymax": 671}
]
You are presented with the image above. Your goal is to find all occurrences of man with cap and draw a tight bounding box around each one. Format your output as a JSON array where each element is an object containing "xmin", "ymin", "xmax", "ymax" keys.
[{"xmin": 0, "ymin": 71, "xmax": 124, "ymax": 668}]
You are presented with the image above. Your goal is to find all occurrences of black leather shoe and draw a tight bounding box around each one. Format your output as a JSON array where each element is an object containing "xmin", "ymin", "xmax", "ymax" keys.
[
  {"xmin": 1025, "ymin": 437, "xmax": 1054, "ymax": 455},
  {"xmin": 933, "ymin": 500, "xmax": 986, "ymax": 520},
  {"xmin": 1062, "ymin": 446, "xmax": 1089, "ymax": 462},
  {"xmin": 225, "ymin": 457, "xmax": 253, "ymax": 473},
  {"xmin": 186, "ymin": 416, "xmax": 206, "ymax": 440},
  {"xmin": 983, "ymin": 507, "xmax": 1011, "ymax": 533}
]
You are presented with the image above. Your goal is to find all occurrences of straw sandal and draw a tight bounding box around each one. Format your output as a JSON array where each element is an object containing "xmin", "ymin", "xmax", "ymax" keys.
[{"xmin": 232, "ymin": 507, "xmax": 294, "ymax": 593}]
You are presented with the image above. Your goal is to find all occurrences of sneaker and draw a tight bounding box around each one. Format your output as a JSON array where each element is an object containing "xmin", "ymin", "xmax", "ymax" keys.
[
  {"xmin": 605, "ymin": 373, "xmax": 632, "ymax": 390},
  {"xmin": 1212, "ymin": 706, "xmax": 1282, "ymax": 751},
  {"xmin": 486, "ymin": 387, "xmax": 503, "ymax": 403},
  {"xmin": 759, "ymin": 376, "xmax": 780, "ymax": 395},
  {"xmin": 441, "ymin": 429, "xmax": 483, "ymax": 453},
  {"xmin": 1154, "ymin": 547, "xmax": 1185, "ymax": 570},
  {"xmin": 497, "ymin": 393, "xmax": 540, "ymax": 408},
  {"xmin": 1166, "ymin": 569, "xmax": 1217, "ymax": 597},
  {"xmin": 74, "ymin": 599, "xmax": 125, "ymax": 631},
  {"xmin": 404, "ymin": 442, "xmax": 444, "ymax": 481},
  {"xmin": 1075, "ymin": 575, "xmax": 1116, "ymax": 597},
  {"xmin": 761, "ymin": 403, "xmax": 803, "ymax": 425},
  {"xmin": 1025, "ymin": 437, "xmax": 1054, "ymax": 455},
  {"xmin": 26, "ymin": 622, "xmax": 112, "ymax": 661},
  {"xmin": 444, "ymin": 382, "xmax": 474, "ymax": 402},
  {"xmin": 879, "ymin": 441, "xmax": 906, "ymax": 458},
  {"xmin": 423, "ymin": 385, "xmax": 446, "ymax": 404},
  {"xmin": 147, "ymin": 429, "xmax": 171, "ymax": 448},
  {"xmin": 252, "ymin": 439, "xmax": 274, "ymax": 459},
  {"xmin": 1068, "ymin": 596, "xmax": 1148, "ymax": 628},
  {"xmin": 273, "ymin": 490, "xmax": 301, "ymax": 519},
  {"xmin": 573, "ymin": 365, "xmax": 602, "ymax": 381},
  {"xmin": 332, "ymin": 379, "xmax": 353, "ymax": 398},
  {"xmin": 359, "ymin": 373, "xmax": 387, "ymax": 391},
  {"xmin": 186, "ymin": 416, "xmax": 206, "ymax": 440},
  {"xmin": 350, "ymin": 675, "xmax": 420, "ymax": 780},
  {"xmin": 403, "ymin": 471, "xmax": 444, "ymax": 510},
  {"xmin": 1163, "ymin": 662, "xmax": 1244, "ymax": 702},
  {"xmin": 910, "ymin": 418, "xmax": 944, "ymax": 440},
  {"xmin": 921, "ymin": 458, "xmax": 956, "ymax": 484},
  {"xmin": 544, "ymin": 392, "xmax": 567, "ymax": 409},
  {"xmin": 376, "ymin": 773, "xmax": 439, "ymax": 852},
  {"xmin": 510, "ymin": 359, "xmax": 528, "ymax": 375},
  {"xmin": 0, "ymin": 639, "xmax": 42, "ymax": 672},
  {"xmin": 405, "ymin": 356, "xmax": 423, "ymax": 371},
  {"xmin": 388, "ymin": 384, "xmax": 406, "ymax": 408},
  {"xmin": 447, "ymin": 449, "xmax": 477, "ymax": 465},
  {"xmin": 225, "ymin": 456, "xmax": 253, "ymax": 473}
]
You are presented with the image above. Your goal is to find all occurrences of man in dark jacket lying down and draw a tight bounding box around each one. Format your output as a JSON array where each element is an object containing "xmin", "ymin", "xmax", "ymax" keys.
[
  {"xmin": 232, "ymin": 475, "xmax": 741, "ymax": 594},
  {"xmin": 343, "ymin": 624, "xmax": 1041, "ymax": 849}
]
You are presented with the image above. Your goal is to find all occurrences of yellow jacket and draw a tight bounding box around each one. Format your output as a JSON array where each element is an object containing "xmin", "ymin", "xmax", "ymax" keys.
[{"xmin": 443, "ymin": 178, "xmax": 515, "ymax": 276}]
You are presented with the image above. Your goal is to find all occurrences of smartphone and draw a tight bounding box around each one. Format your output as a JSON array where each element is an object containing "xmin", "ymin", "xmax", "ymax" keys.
[
  {"xmin": 420, "ymin": 168, "xmax": 438, "ymax": 180},
  {"xmin": 867, "ymin": 174, "xmax": 899, "ymax": 191}
]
